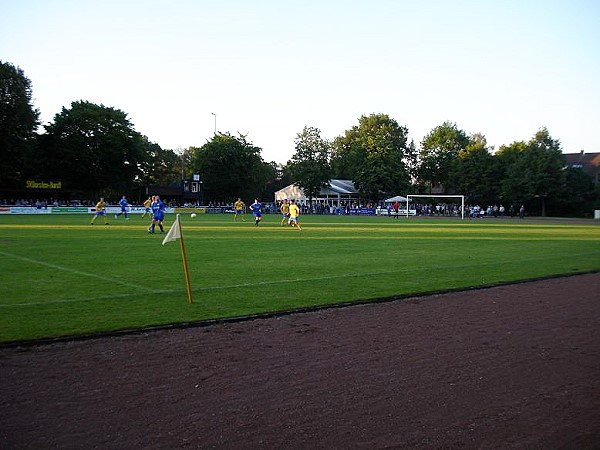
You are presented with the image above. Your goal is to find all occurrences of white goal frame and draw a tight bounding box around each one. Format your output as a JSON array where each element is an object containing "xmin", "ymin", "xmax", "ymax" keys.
[{"xmin": 406, "ymin": 195, "xmax": 465, "ymax": 220}]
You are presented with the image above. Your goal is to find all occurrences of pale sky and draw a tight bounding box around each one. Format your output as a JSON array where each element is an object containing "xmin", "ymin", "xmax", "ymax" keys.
[{"xmin": 2, "ymin": 0, "xmax": 599, "ymax": 164}]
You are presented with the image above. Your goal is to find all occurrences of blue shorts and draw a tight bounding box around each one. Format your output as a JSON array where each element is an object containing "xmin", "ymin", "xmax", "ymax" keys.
[
  {"xmin": 235, "ymin": 209, "xmax": 243, "ymax": 214},
  {"xmin": 95, "ymin": 211, "xmax": 105, "ymax": 216},
  {"xmin": 253, "ymin": 212, "xmax": 262, "ymax": 218},
  {"xmin": 282, "ymin": 213, "xmax": 290, "ymax": 218},
  {"xmin": 289, "ymin": 216, "xmax": 299, "ymax": 223},
  {"xmin": 153, "ymin": 213, "xmax": 165, "ymax": 221}
]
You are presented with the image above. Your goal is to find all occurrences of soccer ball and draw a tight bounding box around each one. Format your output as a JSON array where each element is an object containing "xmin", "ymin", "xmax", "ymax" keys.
[{"xmin": 190, "ymin": 213, "xmax": 197, "ymax": 219}]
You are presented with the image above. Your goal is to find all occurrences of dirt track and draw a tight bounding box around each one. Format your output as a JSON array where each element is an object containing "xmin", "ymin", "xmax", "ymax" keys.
[{"xmin": 1, "ymin": 273, "xmax": 599, "ymax": 449}]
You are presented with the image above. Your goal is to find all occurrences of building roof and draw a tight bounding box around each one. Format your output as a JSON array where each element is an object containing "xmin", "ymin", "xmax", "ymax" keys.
[
  {"xmin": 564, "ymin": 151, "xmax": 600, "ymax": 182},
  {"xmin": 274, "ymin": 179, "xmax": 359, "ymax": 202},
  {"xmin": 321, "ymin": 179, "xmax": 357, "ymax": 195},
  {"xmin": 384, "ymin": 195, "xmax": 409, "ymax": 203}
]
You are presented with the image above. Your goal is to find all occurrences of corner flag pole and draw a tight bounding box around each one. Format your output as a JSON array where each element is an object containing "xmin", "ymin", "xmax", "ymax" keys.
[
  {"xmin": 177, "ymin": 214, "xmax": 194, "ymax": 304},
  {"xmin": 163, "ymin": 213, "xmax": 193, "ymax": 304}
]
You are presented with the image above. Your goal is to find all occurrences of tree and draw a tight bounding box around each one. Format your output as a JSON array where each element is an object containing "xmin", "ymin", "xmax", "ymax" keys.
[
  {"xmin": 404, "ymin": 139, "xmax": 419, "ymax": 184},
  {"xmin": 139, "ymin": 142, "xmax": 184, "ymax": 186},
  {"xmin": 331, "ymin": 114, "xmax": 411, "ymax": 202},
  {"xmin": 418, "ymin": 121, "xmax": 470, "ymax": 192},
  {"xmin": 0, "ymin": 61, "xmax": 40, "ymax": 187},
  {"xmin": 499, "ymin": 128, "xmax": 566, "ymax": 216},
  {"xmin": 190, "ymin": 133, "xmax": 271, "ymax": 203},
  {"xmin": 288, "ymin": 126, "xmax": 331, "ymax": 208},
  {"xmin": 449, "ymin": 134, "xmax": 499, "ymax": 205},
  {"xmin": 262, "ymin": 161, "xmax": 289, "ymax": 202},
  {"xmin": 556, "ymin": 167, "xmax": 597, "ymax": 217},
  {"xmin": 496, "ymin": 140, "xmax": 527, "ymax": 206},
  {"xmin": 37, "ymin": 101, "xmax": 147, "ymax": 196}
]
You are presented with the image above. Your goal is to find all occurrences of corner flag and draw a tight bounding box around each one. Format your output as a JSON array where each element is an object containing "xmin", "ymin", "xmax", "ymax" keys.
[
  {"xmin": 162, "ymin": 214, "xmax": 193, "ymax": 304},
  {"xmin": 162, "ymin": 215, "xmax": 181, "ymax": 245}
]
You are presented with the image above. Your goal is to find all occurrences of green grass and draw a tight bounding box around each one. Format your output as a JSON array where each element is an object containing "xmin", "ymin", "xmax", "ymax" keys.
[{"xmin": 1, "ymin": 213, "xmax": 599, "ymax": 344}]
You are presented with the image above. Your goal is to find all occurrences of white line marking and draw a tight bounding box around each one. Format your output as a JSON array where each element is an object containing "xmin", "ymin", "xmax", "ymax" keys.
[
  {"xmin": 0, "ymin": 250, "xmax": 151, "ymax": 292},
  {"xmin": 1, "ymin": 251, "xmax": 597, "ymax": 308}
]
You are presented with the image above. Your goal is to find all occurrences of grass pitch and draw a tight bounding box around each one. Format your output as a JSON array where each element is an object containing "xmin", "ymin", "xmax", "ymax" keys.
[{"xmin": 1, "ymin": 213, "xmax": 599, "ymax": 344}]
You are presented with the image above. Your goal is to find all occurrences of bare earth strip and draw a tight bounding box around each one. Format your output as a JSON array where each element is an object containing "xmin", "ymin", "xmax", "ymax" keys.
[{"xmin": 1, "ymin": 272, "xmax": 599, "ymax": 449}]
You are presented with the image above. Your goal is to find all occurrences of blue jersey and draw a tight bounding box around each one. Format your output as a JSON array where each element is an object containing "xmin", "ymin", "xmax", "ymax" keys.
[
  {"xmin": 249, "ymin": 202, "xmax": 262, "ymax": 216},
  {"xmin": 151, "ymin": 200, "xmax": 165, "ymax": 220},
  {"xmin": 119, "ymin": 198, "xmax": 128, "ymax": 210}
]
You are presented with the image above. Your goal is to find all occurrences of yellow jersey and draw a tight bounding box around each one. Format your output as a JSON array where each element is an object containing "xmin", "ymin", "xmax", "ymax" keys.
[
  {"xmin": 234, "ymin": 200, "xmax": 244, "ymax": 211},
  {"xmin": 95, "ymin": 201, "xmax": 106, "ymax": 211},
  {"xmin": 289, "ymin": 203, "xmax": 300, "ymax": 218},
  {"xmin": 280, "ymin": 203, "xmax": 290, "ymax": 214}
]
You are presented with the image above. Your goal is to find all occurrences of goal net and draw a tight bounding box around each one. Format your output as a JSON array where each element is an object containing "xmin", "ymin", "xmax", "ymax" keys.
[{"xmin": 405, "ymin": 195, "xmax": 465, "ymax": 220}]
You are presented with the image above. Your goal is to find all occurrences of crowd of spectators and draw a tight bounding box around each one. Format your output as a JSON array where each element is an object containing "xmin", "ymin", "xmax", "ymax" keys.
[{"xmin": 1, "ymin": 197, "xmax": 524, "ymax": 219}]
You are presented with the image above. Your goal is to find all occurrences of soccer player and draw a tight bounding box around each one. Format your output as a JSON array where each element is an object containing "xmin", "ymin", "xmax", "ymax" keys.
[
  {"xmin": 148, "ymin": 195, "xmax": 166, "ymax": 234},
  {"xmin": 115, "ymin": 195, "xmax": 129, "ymax": 219},
  {"xmin": 280, "ymin": 199, "xmax": 290, "ymax": 226},
  {"xmin": 141, "ymin": 196, "xmax": 152, "ymax": 220},
  {"xmin": 90, "ymin": 197, "xmax": 109, "ymax": 225},
  {"xmin": 249, "ymin": 198, "xmax": 262, "ymax": 226},
  {"xmin": 233, "ymin": 197, "xmax": 246, "ymax": 222},
  {"xmin": 288, "ymin": 199, "xmax": 302, "ymax": 231}
]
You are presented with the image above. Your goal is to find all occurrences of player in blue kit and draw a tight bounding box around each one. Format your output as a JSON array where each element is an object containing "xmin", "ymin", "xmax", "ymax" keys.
[
  {"xmin": 115, "ymin": 195, "xmax": 129, "ymax": 219},
  {"xmin": 249, "ymin": 198, "xmax": 262, "ymax": 226},
  {"xmin": 148, "ymin": 195, "xmax": 166, "ymax": 234}
]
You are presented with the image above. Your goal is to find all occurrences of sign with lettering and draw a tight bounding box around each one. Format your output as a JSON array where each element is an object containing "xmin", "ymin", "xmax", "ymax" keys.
[{"xmin": 26, "ymin": 180, "xmax": 62, "ymax": 189}]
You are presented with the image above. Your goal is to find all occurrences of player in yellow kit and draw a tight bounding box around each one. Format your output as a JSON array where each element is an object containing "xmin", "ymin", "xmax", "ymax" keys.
[
  {"xmin": 90, "ymin": 197, "xmax": 109, "ymax": 225},
  {"xmin": 288, "ymin": 199, "xmax": 302, "ymax": 231},
  {"xmin": 141, "ymin": 196, "xmax": 152, "ymax": 220},
  {"xmin": 279, "ymin": 199, "xmax": 290, "ymax": 226},
  {"xmin": 233, "ymin": 197, "xmax": 246, "ymax": 222}
]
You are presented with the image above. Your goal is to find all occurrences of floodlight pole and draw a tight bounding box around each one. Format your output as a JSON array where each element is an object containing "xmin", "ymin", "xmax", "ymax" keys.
[{"xmin": 211, "ymin": 112, "xmax": 216, "ymax": 135}]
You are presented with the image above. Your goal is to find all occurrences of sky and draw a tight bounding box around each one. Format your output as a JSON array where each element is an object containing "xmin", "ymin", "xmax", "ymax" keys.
[{"xmin": 2, "ymin": 0, "xmax": 599, "ymax": 164}]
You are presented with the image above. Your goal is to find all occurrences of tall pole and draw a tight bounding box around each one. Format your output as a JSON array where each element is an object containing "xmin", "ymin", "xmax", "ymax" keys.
[
  {"xmin": 211, "ymin": 112, "xmax": 216, "ymax": 135},
  {"xmin": 179, "ymin": 147, "xmax": 184, "ymax": 181}
]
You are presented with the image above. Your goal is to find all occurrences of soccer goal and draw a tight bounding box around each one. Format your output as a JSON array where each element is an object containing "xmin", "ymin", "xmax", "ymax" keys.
[{"xmin": 405, "ymin": 195, "xmax": 465, "ymax": 220}]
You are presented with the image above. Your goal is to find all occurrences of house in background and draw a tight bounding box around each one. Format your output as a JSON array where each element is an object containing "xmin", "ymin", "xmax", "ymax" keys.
[{"xmin": 564, "ymin": 151, "xmax": 600, "ymax": 184}]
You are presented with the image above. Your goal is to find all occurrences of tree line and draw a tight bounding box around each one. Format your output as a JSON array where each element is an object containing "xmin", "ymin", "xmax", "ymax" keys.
[{"xmin": 1, "ymin": 61, "xmax": 598, "ymax": 216}]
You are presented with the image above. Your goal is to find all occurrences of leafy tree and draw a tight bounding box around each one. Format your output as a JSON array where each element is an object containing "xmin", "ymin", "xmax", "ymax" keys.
[
  {"xmin": 139, "ymin": 142, "xmax": 185, "ymax": 186},
  {"xmin": 449, "ymin": 134, "xmax": 499, "ymax": 205},
  {"xmin": 496, "ymin": 140, "xmax": 527, "ymax": 205},
  {"xmin": 331, "ymin": 114, "xmax": 411, "ymax": 201},
  {"xmin": 555, "ymin": 167, "xmax": 597, "ymax": 217},
  {"xmin": 330, "ymin": 135, "xmax": 362, "ymax": 181},
  {"xmin": 288, "ymin": 126, "xmax": 331, "ymax": 207},
  {"xmin": 190, "ymin": 133, "xmax": 271, "ymax": 203},
  {"xmin": 499, "ymin": 128, "xmax": 566, "ymax": 216},
  {"xmin": 0, "ymin": 61, "xmax": 40, "ymax": 187},
  {"xmin": 418, "ymin": 121, "xmax": 470, "ymax": 192},
  {"xmin": 262, "ymin": 162, "xmax": 290, "ymax": 201},
  {"xmin": 37, "ymin": 101, "xmax": 147, "ymax": 196},
  {"xmin": 404, "ymin": 139, "xmax": 419, "ymax": 184}
]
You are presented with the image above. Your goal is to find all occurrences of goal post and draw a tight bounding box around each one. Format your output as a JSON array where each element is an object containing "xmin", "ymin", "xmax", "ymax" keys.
[{"xmin": 405, "ymin": 195, "xmax": 465, "ymax": 220}]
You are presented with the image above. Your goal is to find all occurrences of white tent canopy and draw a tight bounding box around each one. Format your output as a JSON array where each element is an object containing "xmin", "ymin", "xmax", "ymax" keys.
[
  {"xmin": 384, "ymin": 195, "xmax": 408, "ymax": 203},
  {"xmin": 274, "ymin": 179, "xmax": 360, "ymax": 205}
]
